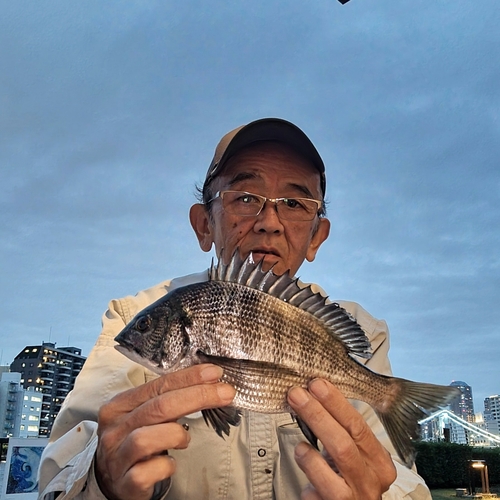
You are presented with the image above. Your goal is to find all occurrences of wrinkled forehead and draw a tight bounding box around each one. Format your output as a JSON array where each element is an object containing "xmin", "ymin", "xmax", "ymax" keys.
[{"xmin": 214, "ymin": 141, "xmax": 323, "ymax": 196}]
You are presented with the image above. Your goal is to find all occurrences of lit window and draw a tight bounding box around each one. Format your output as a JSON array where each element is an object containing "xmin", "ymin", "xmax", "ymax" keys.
[
  {"xmin": 20, "ymin": 425, "xmax": 25, "ymax": 430},
  {"xmin": 21, "ymin": 414, "xmax": 26, "ymax": 420},
  {"xmin": 24, "ymin": 396, "xmax": 29, "ymax": 400},
  {"xmin": 32, "ymin": 348, "xmax": 37, "ymax": 352},
  {"xmin": 28, "ymin": 415, "xmax": 39, "ymax": 421},
  {"xmin": 31, "ymin": 396, "xmax": 42, "ymax": 402},
  {"xmin": 28, "ymin": 425, "xmax": 38, "ymax": 432}
]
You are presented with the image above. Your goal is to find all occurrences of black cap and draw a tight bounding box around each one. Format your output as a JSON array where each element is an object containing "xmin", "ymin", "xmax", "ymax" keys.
[{"xmin": 205, "ymin": 118, "xmax": 326, "ymax": 196}]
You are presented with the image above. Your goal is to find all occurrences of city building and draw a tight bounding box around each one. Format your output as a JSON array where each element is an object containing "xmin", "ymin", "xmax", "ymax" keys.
[
  {"xmin": 419, "ymin": 382, "xmax": 500, "ymax": 448},
  {"xmin": 484, "ymin": 395, "xmax": 500, "ymax": 436},
  {"xmin": 19, "ymin": 387, "xmax": 44, "ymax": 438},
  {"xmin": 0, "ymin": 373, "xmax": 24, "ymax": 438},
  {"xmin": 0, "ymin": 373, "xmax": 48, "ymax": 439},
  {"xmin": 10, "ymin": 343, "xmax": 86, "ymax": 437},
  {"xmin": 449, "ymin": 380, "xmax": 475, "ymax": 422}
]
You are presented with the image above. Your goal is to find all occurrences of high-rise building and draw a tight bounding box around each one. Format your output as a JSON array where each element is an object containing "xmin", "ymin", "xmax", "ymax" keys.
[
  {"xmin": 484, "ymin": 395, "xmax": 500, "ymax": 436},
  {"xmin": 10, "ymin": 342, "xmax": 86, "ymax": 437},
  {"xmin": 0, "ymin": 372, "xmax": 24, "ymax": 438},
  {"xmin": 484, "ymin": 395, "xmax": 500, "ymax": 420},
  {"xmin": 449, "ymin": 380, "xmax": 475, "ymax": 422}
]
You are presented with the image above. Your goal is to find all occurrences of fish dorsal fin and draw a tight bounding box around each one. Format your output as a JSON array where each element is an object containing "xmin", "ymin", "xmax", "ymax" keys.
[{"xmin": 210, "ymin": 249, "xmax": 372, "ymax": 359}]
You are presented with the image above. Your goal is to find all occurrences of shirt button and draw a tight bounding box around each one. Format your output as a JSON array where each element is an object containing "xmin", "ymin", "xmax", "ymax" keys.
[{"xmin": 258, "ymin": 448, "xmax": 266, "ymax": 457}]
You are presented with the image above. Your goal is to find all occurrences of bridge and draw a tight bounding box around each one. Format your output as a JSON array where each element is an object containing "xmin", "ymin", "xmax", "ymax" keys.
[{"xmin": 419, "ymin": 409, "xmax": 500, "ymax": 445}]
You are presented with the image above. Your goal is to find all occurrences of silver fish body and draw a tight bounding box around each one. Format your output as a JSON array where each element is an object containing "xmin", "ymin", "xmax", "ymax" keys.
[{"xmin": 115, "ymin": 251, "xmax": 458, "ymax": 467}]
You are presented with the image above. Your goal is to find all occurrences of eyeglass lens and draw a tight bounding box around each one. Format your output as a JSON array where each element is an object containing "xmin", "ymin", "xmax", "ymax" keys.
[{"xmin": 221, "ymin": 191, "xmax": 319, "ymax": 221}]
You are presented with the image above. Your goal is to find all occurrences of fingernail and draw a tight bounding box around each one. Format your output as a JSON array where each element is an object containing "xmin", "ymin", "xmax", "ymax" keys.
[
  {"xmin": 295, "ymin": 441, "xmax": 311, "ymax": 459},
  {"xmin": 309, "ymin": 379, "xmax": 329, "ymax": 399},
  {"xmin": 288, "ymin": 387, "xmax": 310, "ymax": 408},
  {"xmin": 217, "ymin": 382, "xmax": 235, "ymax": 403},
  {"xmin": 201, "ymin": 365, "xmax": 223, "ymax": 382}
]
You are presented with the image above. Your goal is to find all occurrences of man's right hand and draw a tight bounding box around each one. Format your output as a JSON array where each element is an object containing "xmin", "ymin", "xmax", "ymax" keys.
[{"xmin": 95, "ymin": 364, "xmax": 235, "ymax": 500}]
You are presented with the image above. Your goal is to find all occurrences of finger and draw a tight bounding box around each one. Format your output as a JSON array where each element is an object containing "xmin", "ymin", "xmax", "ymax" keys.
[
  {"xmin": 308, "ymin": 379, "xmax": 395, "ymax": 486},
  {"xmin": 112, "ymin": 422, "xmax": 190, "ymax": 474},
  {"xmin": 309, "ymin": 380, "xmax": 383, "ymax": 458},
  {"xmin": 123, "ymin": 381, "xmax": 235, "ymax": 432},
  {"xmin": 288, "ymin": 384, "xmax": 359, "ymax": 466},
  {"xmin": 116, "ymin": 454, "xmax": 176, "ymax": 500},
  {"xmin": 288, "ymin": 383, "xmax": 395, "ymax": 495},
  {"xmin": 301, "ymin": 482, "xmax": 330, "ymax": 500},
  {"xmin": 294, "ymin": 442, "xmax": 350, "ymax": 500},
  {"xmin": 100, "ymin": 364, "xmax": 224, "ymax": 422}
]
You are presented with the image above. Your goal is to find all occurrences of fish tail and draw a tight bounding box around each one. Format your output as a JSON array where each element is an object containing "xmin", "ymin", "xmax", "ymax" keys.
[{"xmin": 374, "ymin": 378, "xmax": 459, "ymax": 468}]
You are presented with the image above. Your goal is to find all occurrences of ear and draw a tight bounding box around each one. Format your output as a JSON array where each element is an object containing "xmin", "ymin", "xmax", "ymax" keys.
[
  {"xmin": 306, "ymin": 218, "xmax": 330, "ymax": 263},
  {"xmin": 189, "ymin": 203, "xmax": 214, "ymax": 252}
]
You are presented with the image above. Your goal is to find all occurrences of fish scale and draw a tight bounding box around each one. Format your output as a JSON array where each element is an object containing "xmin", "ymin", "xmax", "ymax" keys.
[{"xmin": 115, "ymin": 250, "xmax": 460, "ymax": 468}]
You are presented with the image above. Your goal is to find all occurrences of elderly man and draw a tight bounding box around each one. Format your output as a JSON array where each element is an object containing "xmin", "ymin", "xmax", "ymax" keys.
[{"xmin": 39, "ymin": 118, "xmax": 432, "ymax": 499}]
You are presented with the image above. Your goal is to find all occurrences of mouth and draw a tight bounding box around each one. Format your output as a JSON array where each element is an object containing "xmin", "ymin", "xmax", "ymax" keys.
[{"xmin": 248, "ymin": 249, "xmax": 280, "ymax": 265}]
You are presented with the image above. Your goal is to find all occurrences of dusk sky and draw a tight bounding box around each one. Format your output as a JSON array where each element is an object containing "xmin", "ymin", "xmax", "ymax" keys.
[{"xmin": 1, "ymin": 0, "xmax": 499, "ymax": 412}]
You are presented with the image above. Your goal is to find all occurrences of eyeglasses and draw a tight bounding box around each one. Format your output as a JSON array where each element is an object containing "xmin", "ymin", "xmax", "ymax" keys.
[{"xmin": 207, "ymin": 190, "xmax": 323, "ymax": 221}]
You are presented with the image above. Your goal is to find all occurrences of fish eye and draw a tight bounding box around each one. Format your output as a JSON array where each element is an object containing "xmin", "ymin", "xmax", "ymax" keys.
[{"xmin": 135, "ymin": 315, "xmax": 152, "ymax": 332}]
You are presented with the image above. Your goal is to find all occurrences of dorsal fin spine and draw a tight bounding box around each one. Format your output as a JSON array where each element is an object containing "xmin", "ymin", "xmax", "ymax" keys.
[
  {"xmin": 211, "ymin": 249, "xmax": 372, "ymax": 358},
  {"xmin": 267, "ymin": 273, "xmax": 292, "ymax": 296},
  {"xmin": 288, "ymin": 287, "xmax": 316, "ymax": 306}
]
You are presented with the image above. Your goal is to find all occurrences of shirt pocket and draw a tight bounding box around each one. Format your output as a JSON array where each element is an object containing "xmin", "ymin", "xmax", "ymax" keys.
[{"xmin": 274, "ymin": 422, "xmax": 310, "ymax": 500}]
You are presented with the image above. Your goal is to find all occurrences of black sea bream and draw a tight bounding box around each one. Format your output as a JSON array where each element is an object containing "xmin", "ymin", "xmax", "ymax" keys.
[{"xmin": 115, "ymin": 251, "xmax": 458, "ymax": 467}]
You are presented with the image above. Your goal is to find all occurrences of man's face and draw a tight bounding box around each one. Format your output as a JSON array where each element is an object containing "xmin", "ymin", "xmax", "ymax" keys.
[{"xmin": 190, "ymin": 141, "xmax": 330, "ymax": 276}]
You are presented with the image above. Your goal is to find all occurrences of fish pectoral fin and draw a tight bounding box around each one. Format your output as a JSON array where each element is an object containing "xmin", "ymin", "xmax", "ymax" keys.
[
  {"xmin": 202, "ymin": 407, "xmax": 241, "ymax": 438},
  {"xmin": 198, "ymin": 352, "xmax": 304, "ymax": 381},
  {"xmin": 293, "ymin": 414, "xmax": 319, "ymax": 450}
]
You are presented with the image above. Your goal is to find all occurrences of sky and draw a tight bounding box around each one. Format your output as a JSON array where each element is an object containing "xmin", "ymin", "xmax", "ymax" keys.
[{"xmin": 1, "ymin": 0, "xmax": 499, "ymax": 412}]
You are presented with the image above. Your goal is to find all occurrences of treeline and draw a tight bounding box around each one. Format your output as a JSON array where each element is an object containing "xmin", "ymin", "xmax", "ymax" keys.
[{"xmin": 415, "ymin": 442, "xmax": 500, "ymax": 489}]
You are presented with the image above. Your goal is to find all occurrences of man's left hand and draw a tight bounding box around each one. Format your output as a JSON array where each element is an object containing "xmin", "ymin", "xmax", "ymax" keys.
[{"xmin": 288, "ymin": 379, "xmax": 397, "ymax": 500}]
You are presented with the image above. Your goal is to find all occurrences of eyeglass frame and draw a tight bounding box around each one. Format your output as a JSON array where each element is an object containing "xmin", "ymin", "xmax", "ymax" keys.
[{"xmin": 206, "ymin": 190, "xmax": 324, "ymax": 221}]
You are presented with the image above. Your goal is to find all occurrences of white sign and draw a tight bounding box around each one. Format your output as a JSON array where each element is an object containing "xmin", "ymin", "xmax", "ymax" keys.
[{"xmin": 1, "ymin": 438, "xmax": 48, "ymax": 500}]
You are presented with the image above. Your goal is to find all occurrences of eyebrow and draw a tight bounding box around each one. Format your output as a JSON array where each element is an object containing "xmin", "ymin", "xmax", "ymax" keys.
[
  {"xmin": 226, "ymin": 172, "xmax": 257, "ymax": 187},
  {"xmin": 225, "ymin": 172, "xmax": 316, "ymax": 199}
]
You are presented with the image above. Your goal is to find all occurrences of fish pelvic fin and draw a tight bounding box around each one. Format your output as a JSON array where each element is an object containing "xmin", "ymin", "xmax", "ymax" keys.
[
  {"xmin": 293, "ymin": 414, "xmax": 319, "ymax": 450},
  {"xmin": 375, "ymin": 379, "xmax": 460, "ymax": 468},
  {"xmin": 209, "ymin": 248, "xmax": 372, "ymax": 359},
  {"xmin": 202, "ymin": 407, "xmax": 241, "ymax": 438}
]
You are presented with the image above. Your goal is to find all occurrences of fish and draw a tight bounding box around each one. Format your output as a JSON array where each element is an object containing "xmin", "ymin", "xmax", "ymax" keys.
[{"xmin": 114, "ymin": 250, "xmax": 459, "ymax": 468}]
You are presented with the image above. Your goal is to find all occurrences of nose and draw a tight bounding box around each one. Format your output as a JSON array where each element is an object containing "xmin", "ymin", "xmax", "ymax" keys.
[{"xmin": 253, "ymin": 200, "xmax": 284, "ymax": 234}]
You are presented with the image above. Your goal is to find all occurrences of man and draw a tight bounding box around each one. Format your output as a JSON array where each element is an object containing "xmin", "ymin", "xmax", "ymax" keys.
[{"xmin": 39, "ymin": 118, "xmax": 432, "ymax": 499}]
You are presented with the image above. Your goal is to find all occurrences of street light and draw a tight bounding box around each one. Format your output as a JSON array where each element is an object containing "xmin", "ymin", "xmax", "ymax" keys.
[{"xmin": 469, "ymin": 460, "xmax": 490, "ymax": 495}]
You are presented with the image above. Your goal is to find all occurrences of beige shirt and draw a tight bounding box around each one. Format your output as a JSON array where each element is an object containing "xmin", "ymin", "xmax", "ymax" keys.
[{"xmin": 39, "ymin": 271, "xmax": 432, "ymax": 500}]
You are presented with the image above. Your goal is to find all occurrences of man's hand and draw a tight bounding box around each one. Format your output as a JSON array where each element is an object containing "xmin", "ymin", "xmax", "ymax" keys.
[
  {"xmin": 288, "ymin": 379, "xmax": 397, "ymax": 500},
  {"xmin": 95, "ymin": 364, "xmax": 235, "ymax": 500}
]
